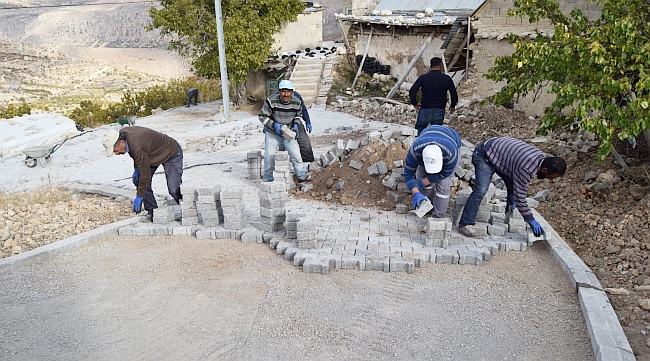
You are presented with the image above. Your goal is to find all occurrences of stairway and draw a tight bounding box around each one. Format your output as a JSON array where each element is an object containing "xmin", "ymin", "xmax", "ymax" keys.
[{"xmin": 289, "ymin": 57, "xmax": 324, "ymax": 108}]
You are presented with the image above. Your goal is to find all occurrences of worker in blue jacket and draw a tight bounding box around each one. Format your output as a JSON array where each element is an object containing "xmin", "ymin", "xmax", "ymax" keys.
[{"xmin": 403, "ymin": 125, "xmax": 461, "ymax": 218}]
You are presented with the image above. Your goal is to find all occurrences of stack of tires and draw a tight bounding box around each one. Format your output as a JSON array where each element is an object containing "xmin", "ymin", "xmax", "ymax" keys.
[{"xmin": 356, "ymin": 55, "xmax": 391, "ymax": 75}]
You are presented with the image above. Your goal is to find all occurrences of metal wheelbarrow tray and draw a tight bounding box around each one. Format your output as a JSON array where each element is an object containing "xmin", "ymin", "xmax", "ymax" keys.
[{"xmin": 21, "ymin": 139, "xmax": 68, "ymax": 168}]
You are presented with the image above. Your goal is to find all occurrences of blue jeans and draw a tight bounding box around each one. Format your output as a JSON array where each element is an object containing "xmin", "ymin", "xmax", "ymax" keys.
[
  {"xmin": 415, "ymin": 108, "xmax": 445, "ymax": 136},
  {"xmin": 458, "ymin": 142, "xmax": 493, "ymax": 228},
  {"xmin": 143, "ymin": 144, "xmax": 183, "ymax": 213},
  {"xmin": 263, "ymin": 130, "xmax": 307, "ymax": 182}
]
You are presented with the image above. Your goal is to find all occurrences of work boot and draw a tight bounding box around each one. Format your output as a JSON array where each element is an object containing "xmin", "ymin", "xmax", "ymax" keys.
[{"xmin": 458, "ymin": 225, "xmax": 480, "ymax": 238}]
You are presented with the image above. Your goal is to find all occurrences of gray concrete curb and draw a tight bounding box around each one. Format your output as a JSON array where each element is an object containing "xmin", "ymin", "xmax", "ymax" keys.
[
  {"xmin": 0, "ymin": 216, "xmax": 140, "ymax": 273},
  {"xmin": 532, "ymin": 209, "xmax": 635, "ymax": 361}
]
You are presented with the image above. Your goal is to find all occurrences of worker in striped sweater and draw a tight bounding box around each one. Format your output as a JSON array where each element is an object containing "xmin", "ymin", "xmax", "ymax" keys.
[{"xmin": 458, "ymin": 137, "xmax": 566, "ymax": 238}]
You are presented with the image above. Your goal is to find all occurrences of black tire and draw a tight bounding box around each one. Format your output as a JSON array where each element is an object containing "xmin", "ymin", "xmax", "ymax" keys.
[{"xmin": 25, "ymin": 158, "xmax": 37, "ymax": 168}]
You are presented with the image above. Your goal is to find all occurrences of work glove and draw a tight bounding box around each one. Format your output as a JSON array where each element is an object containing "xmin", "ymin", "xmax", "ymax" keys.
[
  {"xmin": 306, "ymin": 123, "xmax": 312, "ymax": 133},
  {"xmin": 506, "ymin": 199, "xmax": 516, "ymax": 213},
  {"xmin": 273, "ymin": 122, "xmax": 282, "ymax": 135},
  {"xmin": 527, "ymin": 219, "xmax": 544, "ymax": 237},
  {"xmin": 417, "ymin": 177, "xmax": 432, "ymax": 190},
  {"xmin": 293, "ymin": 123, "xmax": 299, "ymax": 135},
  {"xmin": 411, "ymin": 192, "xmax": 428, "ymax": 210},
  {"xmin": 133, "ymin": 195, "xmax": 143, "ymax": 213},
  {"xmin": 131, "ymin": 169, "xmax": 140, "ymax": 186}
]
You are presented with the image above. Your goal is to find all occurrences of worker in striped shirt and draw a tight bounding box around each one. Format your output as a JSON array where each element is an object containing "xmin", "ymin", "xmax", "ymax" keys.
[
  {"xmin": 458, "ymin": 137, "xmax": 566, "ymax": 238},
  {"xmin": 258, "ymin": 80, "xmax": 308, "ymax": 182},
  {"xmin": 403, "ymin": 125, "xmax": 462, "ymax": 218}
]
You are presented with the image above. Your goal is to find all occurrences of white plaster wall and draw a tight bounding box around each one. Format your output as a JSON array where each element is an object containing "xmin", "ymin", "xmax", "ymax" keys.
[
  {"xmin": 353, "ymin": 32, "xmax": 447, "ymax": 83},
  {"xmin": 352, "ymin": 0, "xmax": 381, "ymax": 16},
  {"xmin": 273, "ymin": 11, "xmax": 323, "ymax": 53}
]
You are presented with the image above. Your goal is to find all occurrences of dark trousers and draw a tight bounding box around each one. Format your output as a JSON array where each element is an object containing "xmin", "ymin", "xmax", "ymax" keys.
[
  {"xmin": 295, "ymin": 122, "xmax": 314, "ymax": 162},
  {"xmin": 186, "ymin": 88, "xmax": 198, "ymax": 106},
  {"xmin": 415, "ymin": 108, "xmax": 445, "ymax": 136},
  {"xmin": 458, "ymin": 141, "xmax": 513, "ymax": 227},
  {"xmin": 143, "ymin": 145, "xmax": 183, "ymax": 213}
]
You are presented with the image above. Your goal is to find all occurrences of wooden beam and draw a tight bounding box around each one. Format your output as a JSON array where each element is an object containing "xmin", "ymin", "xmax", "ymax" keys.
[
  {"xmin": 385, "ymin": 30, "xmax": 436, "ymax": 100},
  {"xmin": 351, "ymin": 26, "xmax": 373, "ymax": 90},
  {"xmin": 447, "ymin": 33, "xmax": 469, "ymax": 70},
  {"xmin": 338, "ymin": 18, "xmax": 350, "ymax": 51}
]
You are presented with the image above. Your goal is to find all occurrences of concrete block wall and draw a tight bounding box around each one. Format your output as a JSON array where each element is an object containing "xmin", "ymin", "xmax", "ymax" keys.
[{"xmin": 475, "ymin": 0, "xmax": 601, "ymax": 26}]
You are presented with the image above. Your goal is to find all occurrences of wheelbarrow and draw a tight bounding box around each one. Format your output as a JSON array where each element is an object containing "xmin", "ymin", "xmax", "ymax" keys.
[
  {"xmin": 20, "ymin": 130, "xmax": 87, "ymax": 168},
  {"xmin": 21, "ymin": 139, "xmax": 69, "ymax": 168},
  {"xmin": 116, "ymin": 115, "xmax": 136, "ymax": 127}
]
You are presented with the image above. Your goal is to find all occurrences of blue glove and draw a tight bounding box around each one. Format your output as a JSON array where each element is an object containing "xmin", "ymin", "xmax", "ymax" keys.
[
  {"xmin": 411, "ymin": 192, "xmax": 428, "ymax": 210},
  {"xmin": 306, "ymin": 123, "xmax": 312, "ymax": 133},
  {"xmin": 528, "ymin": 219, "xmax": 544, "ymax": 237},
  {"xmin": 133, "ymin": 195, "xmax": 143, "ymax": 213},
  {"xmin": 506, "ymin": 199, "xmax": 516, "ymax": 213},
  {"xmin": 417, "ymin": 177, "xmax": 432, "ymax": 189},
  {"xmin": 293, "ymin": 123, "xmax": 299, "ymax": 135},
  {"xmin": 131, "ymin": 169, "xmax": 140, "ymax": 186},
  {"xmin": 273, "ymin": 122, "xmax": 282, "ymax": 135}
]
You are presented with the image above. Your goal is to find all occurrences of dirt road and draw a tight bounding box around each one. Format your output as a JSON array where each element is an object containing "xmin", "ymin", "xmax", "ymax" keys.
[{"xmin": 0, "ymin": 234, "xmax": 592, "ymax": 360}]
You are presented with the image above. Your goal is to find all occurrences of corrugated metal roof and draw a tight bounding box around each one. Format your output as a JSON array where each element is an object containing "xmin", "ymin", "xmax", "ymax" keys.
[{"xmin": 374, "ymin": 0, "xmax": 486, "ymax": 14}]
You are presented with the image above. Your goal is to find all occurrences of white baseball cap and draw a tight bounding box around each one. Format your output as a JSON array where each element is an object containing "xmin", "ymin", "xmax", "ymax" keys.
[
  {"xmin": 102, "ymin": 130, "xmax": 119, "ymax": 157},
  {"xmin": 422, "ymin": 144, "xmax": 443, "ymax": 174}
]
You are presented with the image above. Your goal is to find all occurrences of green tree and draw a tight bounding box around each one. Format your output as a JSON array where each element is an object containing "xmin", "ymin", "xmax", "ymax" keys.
[
  {"xmin": 485, "ymin": 0, "xmax": 650, "ymax": 161},
  {"xmin": 148, "ymin": 0, "xmax": 305, "ymax": 106}
]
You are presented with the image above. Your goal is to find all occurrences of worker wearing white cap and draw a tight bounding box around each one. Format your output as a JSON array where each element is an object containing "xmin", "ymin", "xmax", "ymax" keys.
[
  {"xmin": 258, "ymin": 79, "xmax": 308, "ymax": 182},
  {"xmin": 102, "ymin": 126, "xmax": 183, "ymax": 219},
  {"xmin": 403, "ymin": 125, "xmax": 461, "ymax": 218}
]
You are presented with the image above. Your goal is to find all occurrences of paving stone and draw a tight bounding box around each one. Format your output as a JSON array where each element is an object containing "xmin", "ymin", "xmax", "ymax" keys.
[
  {"xmin": 412, "ymin": 199, "xmax": 433, "ymax": 218},
  {"xmin": 458, "ymin": 250, "xmax": 483, "ymax": 266},
  {"xmin": 365, "ymin": 256, "xmax": 390, "ymax": 271},
  {"xmin": 434, "ymin": 249, "xmax": 459, "ymax": 264},
  {"xmin": 389, "ymin": 256, "xmax": 415, "ymax": 273},
  {"xmin": 341, "ymin": 255, "xmax": 367, "ymax": 270},
  {"xmin": 302, "ymin": 257, "xmax": 330, "ymax": 274}
]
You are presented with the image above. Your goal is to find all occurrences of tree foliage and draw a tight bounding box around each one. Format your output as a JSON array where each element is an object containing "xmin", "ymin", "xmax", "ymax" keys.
[
  {"xmin": 0, "ymin": 102, "xmax": 31, "ymax": 119},
  {"xmin": 485, "ymin": 0, "xmax": 650, "ymax": 160},
  {"xmin": 148, "ymin": 0, "xmax": 305, "ymax": 103}
]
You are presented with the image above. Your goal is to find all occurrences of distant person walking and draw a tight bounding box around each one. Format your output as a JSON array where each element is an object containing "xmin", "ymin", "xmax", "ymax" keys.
[
  {"xmin": 102, "ymin": 126, "xmax": 183, "ymax": 220},
  {"xmin": 186, "ymin": 88, "xmax": 198, "ymax": 107},
  {"xmin": 409, "ymin": 57, "xmax": 458, "ymax": 136},
  {"xmin": 457, "ymin": 137, "xmax": 566, "ymax": 238}
]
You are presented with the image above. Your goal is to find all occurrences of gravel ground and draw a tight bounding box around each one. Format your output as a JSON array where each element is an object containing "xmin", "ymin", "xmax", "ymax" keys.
[{"xmin": 0, "ymin": 234, "xmax": 593, "ymax": 360}]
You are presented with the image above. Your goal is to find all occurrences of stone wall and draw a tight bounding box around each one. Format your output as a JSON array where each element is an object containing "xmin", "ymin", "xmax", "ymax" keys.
[
  {"xmin": 474, "ymin": 0, "xmax": 602, "ymax": 26},
  {"xmin": 349, "ymin": 26, "xmax": 447, "ymax": 82}
]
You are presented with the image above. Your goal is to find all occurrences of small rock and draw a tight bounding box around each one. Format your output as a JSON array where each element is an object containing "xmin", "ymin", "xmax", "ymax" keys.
[
  {"xmin": 603, "ymin": 245, "xmax": 620, "ymax": 254},
  {"xmin": 605, "ymin": 287, "xmax": 630, "ymax": 296},
  {"xmin": 639, "ymin": 299, "xmax": 650, "ymax": 311}
]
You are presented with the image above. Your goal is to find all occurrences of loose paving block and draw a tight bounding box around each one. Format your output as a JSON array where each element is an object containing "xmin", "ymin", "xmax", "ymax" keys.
[
  {"xmin": 527, "ymin": 229, "xmax": 546, "ymax": 245},
  {"xmin": 241, "ymin": 230, "xmax": 265, "ymax": 244},
  {"xmin": 458, "ymin": 250, "xmax": 483, "ymax": 266},
  {"xmin": 395, "ymin": 204, "xmax": 408, "ymax": 214},
  {"xmin": 488, "ymin": 224, "xmax": 507, "ymax": 236},
  {"xmin": 412, "ymin": 200, "xmax": 433, "ymax": 218}
]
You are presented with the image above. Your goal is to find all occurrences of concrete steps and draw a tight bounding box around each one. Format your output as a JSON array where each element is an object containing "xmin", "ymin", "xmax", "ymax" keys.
[{"xmin": 289, "ymin": 57, "xmax": 324, "ymax": 108}]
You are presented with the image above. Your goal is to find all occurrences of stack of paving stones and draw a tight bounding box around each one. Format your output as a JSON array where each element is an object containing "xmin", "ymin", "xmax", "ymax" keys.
[
  {"xmin": 259, "ymin": 182, "xmax": 288, "ymax": 232},
  {"xmin": 180, "ymin": 186, "xmax": 199, "ymax": 226},
  {"xmin": 221, "ymin": 188, "xmax": 247, "ymax": 230},
  {"xmin": 273, "ymin": 151, "xmax": 295, "ymax": 190},
  {"xmin": 196, "ymin": 185, "xmax": 223, "ymax": 227},
  {"xmin": 153, "ymin": 205, "xmax": 175, "ymax": 224},
  {"xmin": 283, "ymin": 210, "xmax": 304, "ymax": 239},
  {"xmin": 247, "ymin": 151, "xmax": 262, "ymax": 180}
]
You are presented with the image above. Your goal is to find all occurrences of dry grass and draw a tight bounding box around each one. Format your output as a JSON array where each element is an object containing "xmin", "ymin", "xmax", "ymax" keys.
[{"xmin": 0, "ymin": 188, "xmax": 74, "ymax": 211}]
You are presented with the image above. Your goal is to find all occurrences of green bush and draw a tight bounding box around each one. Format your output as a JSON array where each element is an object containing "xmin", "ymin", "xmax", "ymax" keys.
[
  {"xmin": 0, "ymin": 102, "xmax": 32, "ymax": 119},
  {"xmin": 68, "ymin": 77, "xmax": 222, "ymax": 128}
]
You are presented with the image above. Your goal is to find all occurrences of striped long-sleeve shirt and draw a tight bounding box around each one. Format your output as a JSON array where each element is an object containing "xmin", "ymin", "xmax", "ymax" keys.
[
  {"xmin": 258, "ymin": 93, "xmax": 303, "ymax": 133},
  {"xmin": 403, "ymin": 126, "xmax": 461, "ymax": 190},
  {"xmin": 484, "ymin": 137, "xmax": 546, "ymax": 221}
]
